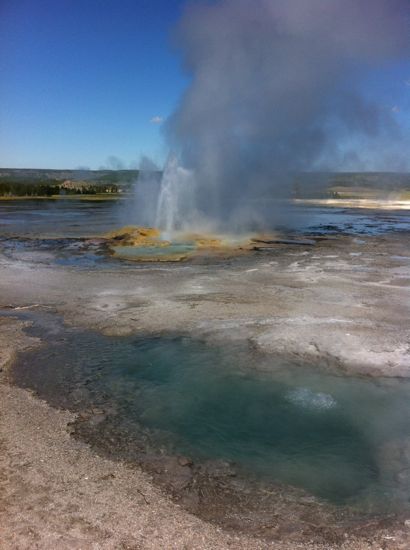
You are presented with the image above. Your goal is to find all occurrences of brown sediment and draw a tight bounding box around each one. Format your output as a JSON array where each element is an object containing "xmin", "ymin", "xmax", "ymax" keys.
[
  {"xmin": 105, "ymin": 225, "xmax": 166, "ymax": 246},
  {"xmin": 105, "ymin": 226, "xmax": 187, "ymax": 261},
  {"xmin": 105, "ymin": 225, "xmax": 279, "ymax": 262},
  {"xmin": 113, "ymin": 252, "xmax": 190, "ymax": 262}
]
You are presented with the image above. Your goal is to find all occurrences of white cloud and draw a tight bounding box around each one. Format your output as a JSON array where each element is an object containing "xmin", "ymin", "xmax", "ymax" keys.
[
  {"xmin": 405, "ymin": 79, "xmax": 410, "ymax": 87},
  {"xmin": 391, "ymin": 105, "xmax": 400, "ymax": 113},
  {"xmin": 150, "ymin": 116, "xmax": 164, "ymax": 124}
]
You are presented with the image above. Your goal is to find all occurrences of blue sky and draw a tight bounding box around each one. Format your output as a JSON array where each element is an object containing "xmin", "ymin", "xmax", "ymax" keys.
[
  {"xmin": 0, "ymin": 0, "xmax": 188, "ymax": 169},
  {"xmin": 0, "ymin": 0, "xmax": 409, "ymax": 170}
]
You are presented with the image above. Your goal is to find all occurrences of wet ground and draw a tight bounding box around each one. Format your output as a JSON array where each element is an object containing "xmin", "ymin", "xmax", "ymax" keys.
[
  {"xmin": 1, "ymin": 198, "xmax": 410, "ymax": 548},
  {"xmin": 1, "ymin": 198, "xmax": 410, "ymax": 269},
  {"xmin": 10, "ymin": 309, "xmax": 410, "ymax": 513}
]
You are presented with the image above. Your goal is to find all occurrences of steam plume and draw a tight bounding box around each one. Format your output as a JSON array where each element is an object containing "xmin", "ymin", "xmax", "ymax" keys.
[{"xmin": 157, "ymin": 0, "xmax": 409, "ymax": 233}]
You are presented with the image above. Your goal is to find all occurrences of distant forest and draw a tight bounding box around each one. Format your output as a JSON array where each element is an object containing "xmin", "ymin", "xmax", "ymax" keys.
[
  {"xmin": 0, "ymin": 168, "xmax": 409, "ymax": 198},
  {"xmin": 0, "ymin": 168, "xmax": 142, "ymax": 197},
  {"xmin": 0, "ymin": 180, "xmax": 123, "ymax": 196}
]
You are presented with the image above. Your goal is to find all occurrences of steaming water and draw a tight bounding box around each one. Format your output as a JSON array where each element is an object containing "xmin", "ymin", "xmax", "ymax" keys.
[
  {"xmin": 155, "ymin": 156, "xmax": 196, "ymax": 238},
  {"xmin": 1, "ymin": 199, "xmax": 409, "ymax": 268},
  {"xmin": 1, "ymin": 199, "xmax": 410, "ymax": 239},
  {"xmin": 12, "ymin": 316, "xmax": 410, "ymax": 509}
]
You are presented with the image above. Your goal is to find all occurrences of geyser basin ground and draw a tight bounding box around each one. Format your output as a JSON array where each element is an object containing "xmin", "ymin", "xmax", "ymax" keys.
[
  {"xmin": 106, "ymin": 225, "xmax": 252, "ymax": 262},
  {"xmin": 11, "ymin": 316, "xmax": 410, "ymax": 511},
  {"xmin": 1, "ymin": 200, "xmax": 410, "ymax": 547}
]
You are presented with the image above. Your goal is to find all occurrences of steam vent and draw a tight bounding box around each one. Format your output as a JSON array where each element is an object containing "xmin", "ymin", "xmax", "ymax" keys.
[{"xmin": 106, "ymin": 225, "xmax": 256, "ymax": 261}]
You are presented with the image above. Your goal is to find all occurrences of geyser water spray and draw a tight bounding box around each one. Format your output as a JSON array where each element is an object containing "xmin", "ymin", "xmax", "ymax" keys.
[
  {"xmin": 155, "ymin": 154, "xmax": 196, "ymax": 239},
  {"xmin": 151, "ymin": 0, "xmax": 409, "ymax": 235}
]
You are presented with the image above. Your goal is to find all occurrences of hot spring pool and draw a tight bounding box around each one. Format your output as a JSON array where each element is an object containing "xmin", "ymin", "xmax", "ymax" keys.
[
  {"xmin": 12, "ymin": 320, "xmax": 410, "ymax": 508},
  {"xmin": 111, "ymin": 243, "xmax": 196, "ymax": 261}
]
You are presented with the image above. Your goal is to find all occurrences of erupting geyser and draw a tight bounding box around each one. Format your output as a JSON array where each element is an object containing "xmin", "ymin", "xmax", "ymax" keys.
[
  {"xmin": 140, "ymin": 0, "xmax": 410, "ymax": 236},
  {"xmin": 155, "ymin": 155, "xmax": 196, "ymax": 239}
]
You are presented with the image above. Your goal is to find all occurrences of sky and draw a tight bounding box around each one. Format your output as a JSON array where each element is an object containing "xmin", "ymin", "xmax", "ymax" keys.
[
  {"xmin": 0, "ymin": 0, "xmax": 188, "ymax": 169},
  {"xmin": 0, "ymin": 0, "xmax": 409, "ymax": 170}
]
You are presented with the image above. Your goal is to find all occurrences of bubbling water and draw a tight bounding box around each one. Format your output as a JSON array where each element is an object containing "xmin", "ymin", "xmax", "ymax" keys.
[{"xmin": 286, "ymin": 387, "xmax": 337, "ymax": 411}]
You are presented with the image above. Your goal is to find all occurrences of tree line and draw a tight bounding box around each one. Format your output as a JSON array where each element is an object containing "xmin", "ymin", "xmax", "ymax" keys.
[{"xmin": 0, "ymin": 180, "xmax": 122, "ymax": 196}]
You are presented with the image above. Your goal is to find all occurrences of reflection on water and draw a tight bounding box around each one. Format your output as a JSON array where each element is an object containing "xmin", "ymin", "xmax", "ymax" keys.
[
  {"xmin": 0, "ymin": 199, "xmax": 121, "ymax": 237},
  {"xmin": 0, "ymin": 199, "xmax": 409, "ymax": 269},
  {"xmin": 0, "ymin": 199, "xmax": 409, "ymax": 238},
  {"xmin": 12, "ymin": 319, "xmax": 410, "ymax": 508}
]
